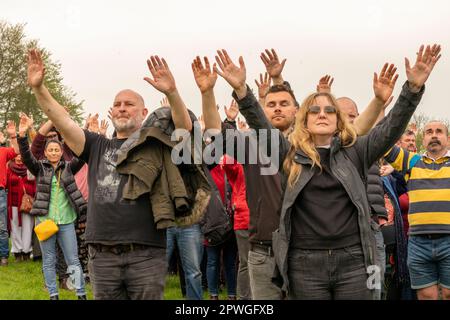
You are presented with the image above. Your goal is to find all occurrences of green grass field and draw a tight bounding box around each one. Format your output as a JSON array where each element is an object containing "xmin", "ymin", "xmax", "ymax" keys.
[{"xmin": 0, "ymin": 256, "xmax": 227, "ymax": 300}]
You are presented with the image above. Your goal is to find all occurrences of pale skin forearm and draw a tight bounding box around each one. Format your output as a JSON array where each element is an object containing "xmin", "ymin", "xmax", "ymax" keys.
[
  {"xmin": 9, "ymin": 136, "xmax": 19, "ymax": 154},
  {"xmin": 201, "ymin": 90, "xmax": 221, "ymax": 131},
  {"xmin": 166, "ymin": 89, "xmax": 193, "ymax": 132},
  {"xmin": 31, "ymin": 84, "xmax": 85, "ymax": 156},
  {"xmin": 272, "ymin": 75, "xmax": 284, "ymax": 86},
  {"xmin": 38, "ymin": 119, "xmax": 54, "ymax": 135},
  {"xmin": 353, "ymin": 97, "xmax": 385, "ymax": 135}
]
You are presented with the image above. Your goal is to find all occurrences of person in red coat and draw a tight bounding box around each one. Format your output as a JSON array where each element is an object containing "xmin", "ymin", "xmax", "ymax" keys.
[{"xmin": 6, "ymin": 154, "xmax": 36, "ymax": 261}]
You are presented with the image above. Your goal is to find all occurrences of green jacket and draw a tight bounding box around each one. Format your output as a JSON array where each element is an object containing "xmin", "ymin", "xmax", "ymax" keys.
[{"xmin": 116, "ymin": 108, "xmax": 211, "ymax": 229}]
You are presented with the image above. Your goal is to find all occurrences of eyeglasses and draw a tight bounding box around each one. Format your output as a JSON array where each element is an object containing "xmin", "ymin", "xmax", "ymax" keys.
[
  {"xmin": 307, "ymin": 105, "xmax": 337, "ymax": 115},
  {"xmin": 46, "ymin": 134, "xmax": 58, "ymax": 139}
]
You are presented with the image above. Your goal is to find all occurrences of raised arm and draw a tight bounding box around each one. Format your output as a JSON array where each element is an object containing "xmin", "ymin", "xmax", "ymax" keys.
[
  {"xmin": 364, "ymin": 44, "xmax": 442, "ymax": 166},
  {"xmin": 18, "ymin": 114, "xmax": 40, "ymax": 176},
  {"xmin": 316, "ymin": 75, "xmax": 334, "ymax": 94},
  {"xmin": 260, "ymin": 48, "xmax": 286, "ymax": 85},
  {"xmin": 192, "ymin": 56, "xmax": 221, "ymax": 131},
  {"xmin": 255, "ymin": 72, "xmax": 271, "ymax": 107},
  {"xmin": 353, "ymin": 63, "xmax": 399, "ymax": 135},
  {"xmin": 27, "ymin": 49, "xmax": 85, "ymax": 156},
  {"xmin": 144, "ymin": 56, "xmax": 192, "ymax": 132},
  {"xmin": 5, "ymin": 120, "xmax": 19, "ymax": 155}
]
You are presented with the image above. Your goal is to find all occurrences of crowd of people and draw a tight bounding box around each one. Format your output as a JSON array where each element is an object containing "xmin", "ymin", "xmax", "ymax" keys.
[{"xmin": 0, "ymin": 43, "xmax": 449, "ymax": 301}]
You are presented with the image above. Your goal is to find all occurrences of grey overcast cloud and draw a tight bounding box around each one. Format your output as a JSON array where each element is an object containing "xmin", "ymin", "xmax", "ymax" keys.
[{"xmin": 3, "ymin": 0, "xmax": 449, "ymax": 122}]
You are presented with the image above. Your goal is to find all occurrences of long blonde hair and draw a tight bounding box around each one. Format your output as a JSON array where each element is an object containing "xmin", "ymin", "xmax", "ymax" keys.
[{"xmin": 283, "ymin": 92, "xmax": 357, "ymax": 187}]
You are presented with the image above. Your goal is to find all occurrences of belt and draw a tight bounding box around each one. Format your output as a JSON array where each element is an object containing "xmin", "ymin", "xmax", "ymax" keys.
[
  {"xmin": 250, "ymin": 243, "xmax": 273, "ymax": 256},
  {"xmin": 90, "ymin": 243, "xmax": 150, "ymax": 255},
  {"xmin": 417, "ymin": 234, "xmax": 448, "ymax": 240}
]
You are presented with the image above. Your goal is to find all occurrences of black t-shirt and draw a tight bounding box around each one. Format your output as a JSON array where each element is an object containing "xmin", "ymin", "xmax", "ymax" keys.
[
  {"xmin": 291, "ymin": 147, "xmax": 360, "ymax": 249},
  {"xmin": 79, "ymin": 130, "xmax": 165, "ymax": 247}
]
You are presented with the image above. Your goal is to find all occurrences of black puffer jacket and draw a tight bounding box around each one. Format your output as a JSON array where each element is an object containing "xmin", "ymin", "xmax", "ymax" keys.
[
  {"xmin": 367, "ymin": 163, "xmax": 388, "ymax": 220},
  {"xmin": 18, "ymin": 136, "xmax": 86, "ymax": 217}
]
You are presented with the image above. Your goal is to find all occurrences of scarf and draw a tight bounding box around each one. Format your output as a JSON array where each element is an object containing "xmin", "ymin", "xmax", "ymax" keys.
[{"xmin": 8, "ymin": 161, "xmax": 28, "ymax": 177}]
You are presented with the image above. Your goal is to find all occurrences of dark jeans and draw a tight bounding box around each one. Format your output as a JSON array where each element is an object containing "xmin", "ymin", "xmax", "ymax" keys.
[
  {"xmin": 206, "ymin": 237, "xmax": 238, "ymax": 297},
  {"xmin": 288, "ymin": 244, "xmax": 373, "ymax": 300},
  {"xmin": 88, "ymin": 245, "xmax": 166, "ymax": 300}
]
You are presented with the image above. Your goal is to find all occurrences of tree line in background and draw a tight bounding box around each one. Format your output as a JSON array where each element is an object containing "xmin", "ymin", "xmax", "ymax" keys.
[{"xmin": 0, "ymin": 20, "xmax": 84, "ymax": 132}]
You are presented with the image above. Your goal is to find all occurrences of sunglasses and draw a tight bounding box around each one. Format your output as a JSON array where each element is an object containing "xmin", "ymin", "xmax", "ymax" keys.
[{"xmin": 307, "ymin": 105, "xmax": 337, "ymax": 115}]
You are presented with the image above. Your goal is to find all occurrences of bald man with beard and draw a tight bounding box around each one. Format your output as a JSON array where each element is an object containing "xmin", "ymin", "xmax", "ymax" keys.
[{"xmin": 27, "ymin": 49, "xmax": 192, "ymax": 300}]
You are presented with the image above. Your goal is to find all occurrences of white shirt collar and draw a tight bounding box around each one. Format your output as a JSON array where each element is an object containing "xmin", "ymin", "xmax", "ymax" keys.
[{"xmin": 423, "ymin": 150, "xmax": 450, "ymax": 161}]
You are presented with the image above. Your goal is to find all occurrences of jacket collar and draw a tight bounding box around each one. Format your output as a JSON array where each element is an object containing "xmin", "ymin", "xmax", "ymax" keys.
[{"xmin": 294, "ymin": 135, "xmax": 341, "ymax": 165}]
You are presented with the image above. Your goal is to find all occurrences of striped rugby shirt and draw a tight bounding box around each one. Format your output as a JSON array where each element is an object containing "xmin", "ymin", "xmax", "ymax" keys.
[{"xmin": 385, "ymin": 146, "xmax": 450, "ymax": 235}]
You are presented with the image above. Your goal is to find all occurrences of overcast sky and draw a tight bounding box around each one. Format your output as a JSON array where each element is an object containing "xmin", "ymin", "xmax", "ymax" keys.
[{"xmin": 3, "ymin": 0, "xmax": 450, "ymax": 124}]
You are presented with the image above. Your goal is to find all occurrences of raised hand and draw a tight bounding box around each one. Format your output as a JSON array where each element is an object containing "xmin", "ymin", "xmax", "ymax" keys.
[
  {"xmin": 160, "ymin": 97, "xmax": 170, "ymax": 108},
  {"xmin": 405, "ymin": 44, "xmax": 442, "ymax": 92},
  {"xmin": 6, "ymin": 120, "xmax": 17, "ymax": 137},
  {"xmin": 87, "ymin": 113, "xmax": 100, "ymax": 133},
  {"xmin": 192, "ymin": 56, "xmax": 217, "ymax": 93},
  {"xmin": 18, "ymin": 114, "xmax": 31, "ymax": 137},
  {"xmin": 317, "ymin": 75, "xmax": 334, "ymax": 93},
  {"xmin": 224, "ymin": 100, "xmax": 239, "ymax": 121},
  {"xmin": 255, "ymin": 72, "xmax": 271, "ymax": 99},
  {"xmin": 260, "ymin": 48, "xmax": 286, "ymax": 80},
  {"xmin": 213, "ymin": 49, "xmax": 246, "ymax": 92},
  {"xmin": 99, "ymin": 119, "xmax": 109, "ymax": 136},
  {"xmin": 84, "ymin": 113, "xmax": 92, "ymax": 130},
  {"xmin": 373, "ymin": 63, "xmax": 399, "ymax": 103},
  {"xmin": 27, "ymin": 49, "xmax": 46, "ymax": 88},
  {"xmin": 144, "ymin": 56, "xmax": 177, "ymax": 95}
]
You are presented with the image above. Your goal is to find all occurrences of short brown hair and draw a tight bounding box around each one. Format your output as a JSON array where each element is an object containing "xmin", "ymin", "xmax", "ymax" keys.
[{"xmin": 265, "ymin": 84, "xmax": 299, "ymax": 107}]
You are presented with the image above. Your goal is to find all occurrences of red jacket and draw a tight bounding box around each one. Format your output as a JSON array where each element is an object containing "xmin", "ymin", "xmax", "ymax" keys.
[
  {"xmin": 211, "ymin": 155, "xmax": 250, "ymax": 231},
  {"xmin": 6, "ymin": 165, "xmax": 36, "ymax": 229}
]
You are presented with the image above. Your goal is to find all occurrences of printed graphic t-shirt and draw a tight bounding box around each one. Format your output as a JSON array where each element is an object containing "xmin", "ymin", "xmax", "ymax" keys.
[{"xmin": 79, "ymin": 130, "xmax": 165, "ymax": 247}]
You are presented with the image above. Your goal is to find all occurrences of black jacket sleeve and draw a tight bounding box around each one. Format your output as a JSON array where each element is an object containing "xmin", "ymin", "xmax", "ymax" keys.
[{"xmin": 18, "ymin": 136, "xmax": 41, "ymax": 177}]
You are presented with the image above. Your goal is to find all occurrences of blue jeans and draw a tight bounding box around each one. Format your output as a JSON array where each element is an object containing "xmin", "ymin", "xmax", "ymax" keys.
[
  {"xmin": 166, "ymin": 224, "xmax": 204, "ymax": 300},
  {"xmin": 206, "ymin": 236, "xmax": 237, "ymax": 297},
  {"xmin": 407, "ymin": 235, "xmax": 450, "ymax": 289},
  {"xmin": 40, "ymin": 223, "xmax": 86, "ymax": 297},
  {"xmin": 0, "ymin": 189, "xmax": 9, "ymax": 258}
]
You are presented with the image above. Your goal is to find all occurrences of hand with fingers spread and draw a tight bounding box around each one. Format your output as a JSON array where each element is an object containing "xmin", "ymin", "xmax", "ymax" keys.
[
  {"xmin": 99, "ymin": 119, "xmax": 109, "ymax": 136},
  {"xmin": 160, "ymin": 97, "xmax": 170, "ymax": 108},
  {"xmin": 6, "ymin": 120, "xmax": 17, "ymax": 137},
  {"xmin": 144, "ymin": 55, "xmax": 177, "ymax": 95},
  {"xmin": 27, "ymin": 49, "xmax": 46, "ymax": 88},
  {"xmin": 87, "ymin": 113, "xmax": 100, "ymax": 133},
  {"xmin": 405, "ymin": 44, "xmax": 442, "ymax": 92},
  {"xmin": 373, "ymin": 63, "xmax": 399, "ymax": 103},
  {"xmin": 224, "ymin": 100, "xmax": 239, "ymax": 122},
  {"xmin": 18, "ymin": 114, "xmax": 32, "ymax": 137},
  {"xmin": 260, "ymin": 48, "xmax": 286, "ymax": 84},
  {"xmin": 214, "ymin": 49, "xmax": 247, "ymax": 98},
  {"xmin": 317, "ymin": 75, "xmax": 334, "ymax": 93},
  {"xmin": 19, "ymin": 112, "xmax": 34, "ymax": 130},
  {"xmin": 255, "ymin": 72, "xmax": 271, "ymax": 99},
  {"xmin": 192, "ymin": 56, "xmax": 217, "ymax": 94}
]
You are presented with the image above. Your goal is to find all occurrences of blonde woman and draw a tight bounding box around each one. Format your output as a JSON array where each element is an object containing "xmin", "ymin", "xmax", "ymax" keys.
[{"xmin": 213, "ymin": 44, "xmax": 440, "ymax": 299}]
